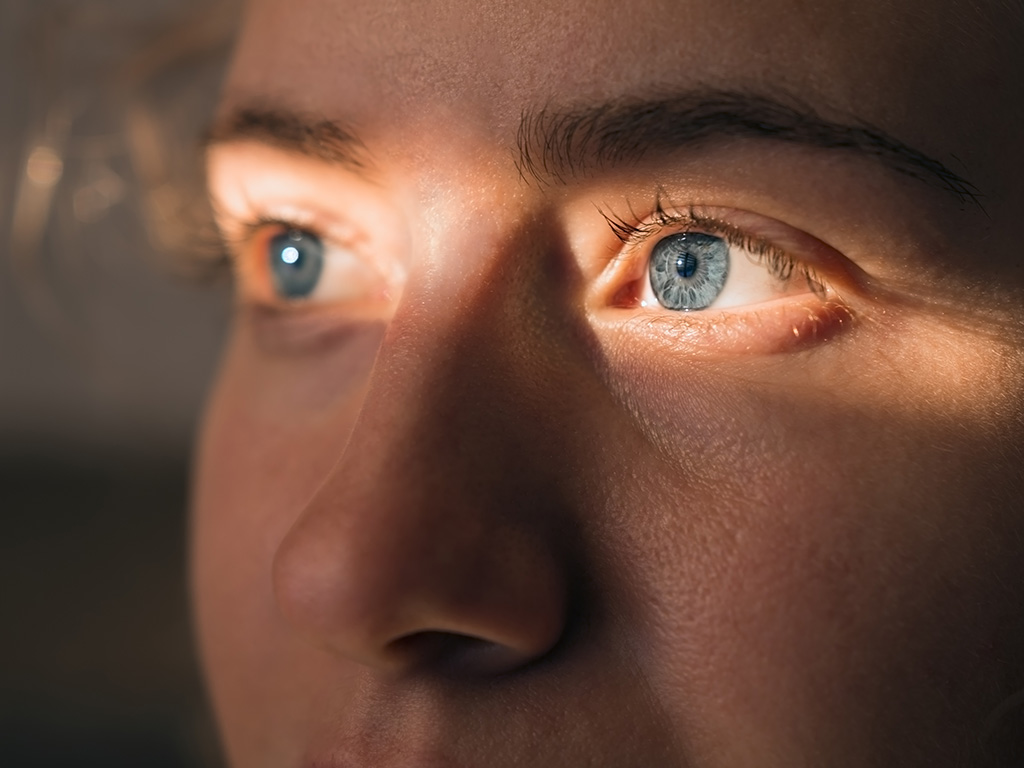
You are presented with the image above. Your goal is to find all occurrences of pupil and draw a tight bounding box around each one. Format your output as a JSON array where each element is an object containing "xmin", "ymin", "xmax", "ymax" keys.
[{"xmin": 675, "ymin": 252, "xmax": 698, "ymax": 279}]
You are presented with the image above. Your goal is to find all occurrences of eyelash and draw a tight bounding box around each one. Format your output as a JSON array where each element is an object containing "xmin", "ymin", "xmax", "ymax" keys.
[
  {"xmin": 599, "ymin": 193, "xmax": 828, "ymax": 300},
  {"xmin": 232, "ymin": 214, "xmax": 319, "ymax": 251}
]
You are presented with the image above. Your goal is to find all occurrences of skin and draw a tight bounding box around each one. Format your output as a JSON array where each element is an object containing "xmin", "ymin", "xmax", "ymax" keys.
[{"xmin": 192, "ymin": 0, "xmax": 1024, "ymax": 765}]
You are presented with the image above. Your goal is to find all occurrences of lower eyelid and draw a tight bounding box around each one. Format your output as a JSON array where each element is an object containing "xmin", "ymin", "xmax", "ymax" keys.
[
  {"xmin": 594, "ymin": 297, "xmax": 857, "ymax": 357},
  {"xmin": 240, "ymin": 298, "xmax": 395, "ymax": 355}
]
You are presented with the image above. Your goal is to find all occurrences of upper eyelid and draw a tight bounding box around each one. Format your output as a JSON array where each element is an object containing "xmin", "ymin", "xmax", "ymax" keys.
[
  {"xmin": 205, "ymin": 152, "xmax": 376, "ymax": 250},
  {"xmin": 217, "ymin": 210, "xmax": 357, "ymax": 260},
  {"xmin": 598, "ymin": 199, "xmax": 789, "ymax": 265}
]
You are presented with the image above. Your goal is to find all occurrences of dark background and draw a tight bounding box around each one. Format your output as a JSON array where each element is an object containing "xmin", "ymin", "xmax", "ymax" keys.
[{"xmin": 1, "ymin": 1, "xmax": 239, "ymax": 764}]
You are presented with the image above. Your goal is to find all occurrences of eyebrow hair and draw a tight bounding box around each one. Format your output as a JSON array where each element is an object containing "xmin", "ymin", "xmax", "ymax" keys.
[
  {"xmin": 207, "ymin": 94, "xmax": 980, "ymax": 208},
  {"xmin": 515, "ymin": 91, "xmax": 980, "ymax": 206},
  {"xmin": 205, "ymin": 107, "xmax": 368, "ymax": 170}
]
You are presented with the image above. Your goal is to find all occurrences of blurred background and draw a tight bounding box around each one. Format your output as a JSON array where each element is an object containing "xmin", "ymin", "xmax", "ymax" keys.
[{"xmin": 1, "ymin": 0, "xmax": 241, "ymax": 764}]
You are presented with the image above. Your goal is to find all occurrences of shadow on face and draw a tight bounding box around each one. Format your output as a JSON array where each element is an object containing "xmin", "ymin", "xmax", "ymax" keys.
[{"xmin": 191, "ymin": 0, "xmax": 1024, "ymax": 765}]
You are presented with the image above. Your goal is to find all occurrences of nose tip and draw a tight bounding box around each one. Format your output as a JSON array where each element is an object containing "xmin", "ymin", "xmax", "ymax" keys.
[{"xmin": 271, "ymin": 488, "xmax": 569, "ymax": 677}]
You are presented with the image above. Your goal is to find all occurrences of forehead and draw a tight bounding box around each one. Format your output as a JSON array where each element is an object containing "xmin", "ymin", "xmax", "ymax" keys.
[
  {"xmin": 221, "ymin": 0, "xmax": 1023, "ymax": 222},
  {"xmin": 227, "ymin": 0, "xmax": 1013, "ymax": 133}
]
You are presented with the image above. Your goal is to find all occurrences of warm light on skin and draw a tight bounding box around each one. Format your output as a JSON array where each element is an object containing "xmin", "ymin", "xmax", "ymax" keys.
[
  {"xmin": 192, "ymin": 0, "xmax": 1024, "ymax": 766},
  {"xmin": 208, "ymin": 142, "xmax": 409, "ymax": 313}
]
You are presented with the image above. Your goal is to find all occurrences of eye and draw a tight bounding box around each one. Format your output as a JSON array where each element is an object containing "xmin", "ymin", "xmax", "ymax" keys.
[
  {"xmin": 269, "ymin": 229, "xmax": 324, "ymax": 299},
  {"xmin": 604, "ymin": 202, "xmax": 834, "ymax": 314},
  {"xmin": 591, "ymin": 199, "xmax": 858, "ymax": 352},
  {"xmin": 228, "ymin": 219, "xmax": 396, "ymax": 309}
]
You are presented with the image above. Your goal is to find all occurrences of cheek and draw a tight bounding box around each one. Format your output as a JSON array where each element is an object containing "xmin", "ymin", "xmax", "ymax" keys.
[
  {"xmin": 190, "ymin": 324, "xmax": 375, "ymax": 766},
  {"xmin": 597, "ymin": 344, "xmax": 1024, "ymax": 764}
]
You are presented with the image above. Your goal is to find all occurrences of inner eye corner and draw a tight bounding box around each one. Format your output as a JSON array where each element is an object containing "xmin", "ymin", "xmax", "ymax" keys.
[{"xmin": 606, "ymin": 276, "xmax": 644, "ymax": 309}]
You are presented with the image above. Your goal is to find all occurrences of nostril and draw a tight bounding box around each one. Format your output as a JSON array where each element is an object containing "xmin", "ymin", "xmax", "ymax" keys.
[{"xmin": 387, "ymin": 631, "xmax": 539, "ymax": 678}]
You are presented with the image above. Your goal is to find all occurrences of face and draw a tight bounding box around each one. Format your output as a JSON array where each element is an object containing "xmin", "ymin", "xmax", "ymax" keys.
[{"xmin": 192, "ymin": 0, "xmax": 1024, "ymax": 765}]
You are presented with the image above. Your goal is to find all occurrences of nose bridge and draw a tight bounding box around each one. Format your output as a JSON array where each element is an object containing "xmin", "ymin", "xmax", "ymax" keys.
[
  {"xmin": 271, "ymin": 223, "xmax": 573, "ymax": 674},
  {"xmin": 345, "ymin": 207, "xmax": 552, "ymax": 504}
]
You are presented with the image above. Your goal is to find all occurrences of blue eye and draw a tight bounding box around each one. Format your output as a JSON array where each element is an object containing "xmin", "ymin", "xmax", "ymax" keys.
[
  {"xmin": 269, "ymin": 229, "xmax": 324, "ymax": 299},
  {"xmin": 648, "ymin": 232, "xmax": 730, "ymax": 311}
]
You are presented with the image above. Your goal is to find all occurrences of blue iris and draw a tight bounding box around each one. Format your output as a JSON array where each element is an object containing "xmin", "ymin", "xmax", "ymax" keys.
[
  {"xmin": 648, "ymin": 232, "xmax": 729, "ymax": 310},
  {"xmin": 269, "ymin": 229, "xmax": 324, "ymax": 299}
]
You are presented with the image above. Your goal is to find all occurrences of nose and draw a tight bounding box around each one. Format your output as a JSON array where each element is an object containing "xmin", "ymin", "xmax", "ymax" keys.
[{"xmin": 271, "ymin": 288, "xmax": 570, "ymax": 677}]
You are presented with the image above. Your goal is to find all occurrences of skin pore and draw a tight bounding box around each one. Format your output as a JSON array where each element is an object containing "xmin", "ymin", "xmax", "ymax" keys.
[{"xmin": 192, "ymin": 0, "xmax": 1024, "ymax": 766}]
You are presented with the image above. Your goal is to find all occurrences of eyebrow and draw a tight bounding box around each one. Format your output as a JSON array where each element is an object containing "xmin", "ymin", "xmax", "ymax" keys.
[
  {"xmin": 205, "ymin": 107, "xmax": 368, "ymax": 170},
  {"xmin": 207, "ymin": 92, "xmax": 979, "ymax": 207},
  {"xmin": 516, "ymin": 91, "xmax": 979, "ymax": 206}
]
